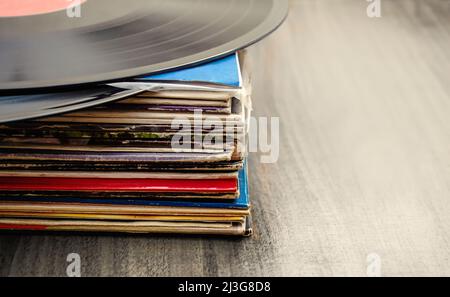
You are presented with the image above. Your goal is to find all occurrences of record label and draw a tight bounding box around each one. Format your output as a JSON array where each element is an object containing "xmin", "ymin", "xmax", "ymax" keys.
[{"xmin": 0, "ymin": 0, "xmax": 87, "ymax": 17}]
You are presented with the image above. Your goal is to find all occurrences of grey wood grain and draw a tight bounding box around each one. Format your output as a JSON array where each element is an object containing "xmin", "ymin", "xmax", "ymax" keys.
[{"xmin": 2, "ymin": 0, "xmax": 450, "ymax": 276}]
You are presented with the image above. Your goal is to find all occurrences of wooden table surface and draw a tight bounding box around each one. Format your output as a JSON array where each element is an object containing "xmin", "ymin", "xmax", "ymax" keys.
[{"xmin": 2, "ymin": 0, "xmax": 450, "ymax": 277}]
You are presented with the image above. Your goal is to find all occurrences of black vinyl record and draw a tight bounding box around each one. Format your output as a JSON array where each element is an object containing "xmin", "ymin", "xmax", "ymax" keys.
[{"xmin": 0, "ymin": 0, "xmax": 288, "ymax": 92}]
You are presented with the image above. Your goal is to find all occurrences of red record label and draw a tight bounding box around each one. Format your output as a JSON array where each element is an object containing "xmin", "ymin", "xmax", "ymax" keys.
[{"xmin": 0, "ymin": 0, "xmax": 87, "ymax": 17}]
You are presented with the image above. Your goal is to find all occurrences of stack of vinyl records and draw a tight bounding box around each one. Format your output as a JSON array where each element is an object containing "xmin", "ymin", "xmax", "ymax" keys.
[
  {"xmin": 0, "ymin": 53, "xmax": 253, "ymax": 236},
  {"xmin": 0, "ymin": 0, "xmax": 288, "ymax": 236}
]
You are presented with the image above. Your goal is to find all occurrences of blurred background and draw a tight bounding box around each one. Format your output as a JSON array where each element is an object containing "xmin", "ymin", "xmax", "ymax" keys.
[{"xmin": 247, "ymin": 0, "xmax": 450, "ymax": 276}]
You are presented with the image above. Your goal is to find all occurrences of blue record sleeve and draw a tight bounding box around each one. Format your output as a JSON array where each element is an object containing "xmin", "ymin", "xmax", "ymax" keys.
[
  {"xmin": 139, "ymin": 53, "xmax": 241, "ymax": 87},
  {"xmin": 3, "ymin": 165, "xmax": 250, "ymax": 210}
]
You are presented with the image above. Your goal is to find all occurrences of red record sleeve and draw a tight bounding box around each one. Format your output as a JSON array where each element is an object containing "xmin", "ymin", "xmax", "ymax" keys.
[{"xmin": 0, "ymin": 177, "xmax": 237, "ymax": 193}]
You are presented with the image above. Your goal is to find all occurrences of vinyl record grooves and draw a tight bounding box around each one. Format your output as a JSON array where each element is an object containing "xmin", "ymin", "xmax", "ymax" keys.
[{"xmin": 0, "ymin": 0, "xmax": 288, "ymax": 92}]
